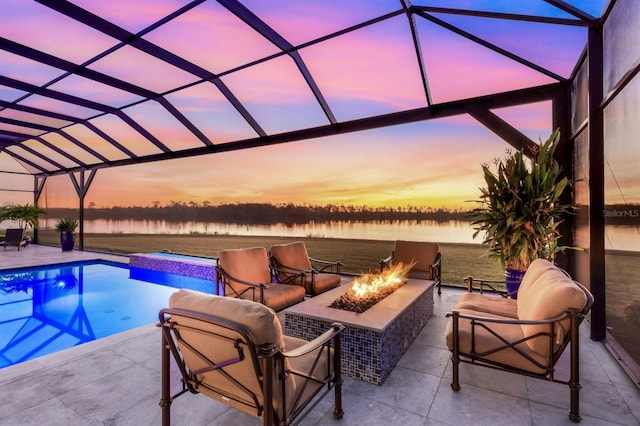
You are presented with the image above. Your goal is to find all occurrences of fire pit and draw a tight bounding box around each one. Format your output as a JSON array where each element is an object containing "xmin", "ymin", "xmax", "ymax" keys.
[
  {"xmin": 284, "ymin": 269, "xmax": 433, "ymax": 385},
  {"xmin": 330, "ymin": 263, "xmax": 412, "ymax": 313}
]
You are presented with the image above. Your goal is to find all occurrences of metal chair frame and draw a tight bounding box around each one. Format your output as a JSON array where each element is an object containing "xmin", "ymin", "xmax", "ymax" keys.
[
  {"xmin": 446, "ymin": 281, "xmax": 594, "ymax": 423},
  {"xmin": 159, "ymin": 307, "xmax": 345, "ymax": 426}
]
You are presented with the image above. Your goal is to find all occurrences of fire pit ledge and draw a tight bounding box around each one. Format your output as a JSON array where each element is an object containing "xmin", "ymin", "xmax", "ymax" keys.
[{"xmin": 284, "ymin": 278, "xmax": 434, "ymax": 384}]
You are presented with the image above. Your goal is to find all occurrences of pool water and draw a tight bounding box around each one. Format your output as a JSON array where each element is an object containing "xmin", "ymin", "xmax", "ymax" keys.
[{"xmin": 0, "ymin": 260, "xmax": 216, "ymax": 369}]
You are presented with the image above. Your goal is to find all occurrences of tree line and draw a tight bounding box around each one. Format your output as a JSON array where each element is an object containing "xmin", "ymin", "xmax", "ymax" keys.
[{"xmin": 44, "ymin": 202, "xmax": 473, "ymax": 225}]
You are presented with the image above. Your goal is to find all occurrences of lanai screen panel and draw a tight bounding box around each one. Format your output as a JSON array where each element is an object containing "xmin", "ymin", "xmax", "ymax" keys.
[
  {"xmin": 602, "ymin": 0, "xmax": 640, "ymax": 369},
  {"xmin": 0, "ymin": 1, "xmax": 608, "ymax": 177}
]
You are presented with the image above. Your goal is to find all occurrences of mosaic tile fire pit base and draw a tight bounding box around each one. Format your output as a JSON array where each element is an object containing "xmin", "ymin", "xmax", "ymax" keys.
[{"xmin": 284, "ymin": 278, "xmax": 433, "ymax": 385}]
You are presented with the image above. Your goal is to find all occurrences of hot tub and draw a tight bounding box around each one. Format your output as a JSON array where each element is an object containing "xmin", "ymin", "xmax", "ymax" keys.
[{"xmin": 129, "ymin": 252, "xmax": 217, "ymax": 282}]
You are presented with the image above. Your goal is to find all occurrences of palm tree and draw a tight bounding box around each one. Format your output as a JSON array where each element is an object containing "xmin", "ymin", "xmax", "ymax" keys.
[{"xmin": 1, "ymin": 203, "xmax": 46, "ymax": 229}]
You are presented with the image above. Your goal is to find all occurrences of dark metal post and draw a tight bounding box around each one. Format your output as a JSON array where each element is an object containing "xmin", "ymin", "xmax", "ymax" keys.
[
  {"xmin": 552, "ymin": 82, "xmax": 574, "ymax": 272},
  {"xmin": 587, "ymin": 24, "xmax": 606, "ymax": 341},
  {"xmin": 69, "ymin": 170, "xmax": 96, "ymax": 252},
  {"xmin": 79, "ymin": 171, "xmax": 85, "ymax": 250}
]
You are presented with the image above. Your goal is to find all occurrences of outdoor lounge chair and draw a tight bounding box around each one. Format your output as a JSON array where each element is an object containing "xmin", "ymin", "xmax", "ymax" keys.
[
  {"xmin": 269, "ymin": 241, "xmax": 343, "ymax": 296},
  {"xmin": 380, "ymin": 240, "xmax": 442, "ymax": 294},
  {"xmin": 445, "ymin": 259, "xmax": 594, "ymax": 422},
  {"xmin": 217, "ymin": 246, "xmax": 306, "ymax": 311},
  {"xmin": 0, "ymin": 228, "xmax": 26, "ymax": 251},
  {"xmin": 159, "ymin": 289, "xmax": 345, "ymax": 426}
]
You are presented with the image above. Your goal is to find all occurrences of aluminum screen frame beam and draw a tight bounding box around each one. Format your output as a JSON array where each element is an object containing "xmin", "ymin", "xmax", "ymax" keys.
[{"xmin": 30, "ymin": 82, "xmax": 565, "ymax": 177}]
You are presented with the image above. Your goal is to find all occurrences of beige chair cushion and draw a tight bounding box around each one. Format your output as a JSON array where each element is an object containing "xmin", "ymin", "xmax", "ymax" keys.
[
  {"xmin": 516, "ymin": 258, "xmax": 559, "ymax": 305},
  {"xmin": 218, "ymin": 246, "xmax": 272, "ymax": 293},
  {"xmin": 238, "ymin": 282, "xmax": 306, "ymax": 312},
  {"xmin": 445, "ymin": 308, "xmax": 549, "ymax": 374},
  {"xmin": 308, "ymin": 273, "xmax": 341, "ymax": 294},
  {"xmin": 456, "ymin": 292, "xmax": 518, "ymax": 318},
  {"xmin": 168, "ymin": 289, "xmax": 295, "ymax": 417},
  {"xmin": 271, "ymin": 242, "xmax": 313, "ymax": 271},
  {"xmin": 270, "ymin": 241, "xmax": 310, "ymax": 289},
  {"xmin": 517, "ymin": 265, "xmax": 588, "ymax": 356},
  {"xmin": 393, "ymin": 240, "xmax": 439, "ymax": 272},
  {"xmin": 271, "ymin": 242, "xmax": 340, "ymax": 295}
]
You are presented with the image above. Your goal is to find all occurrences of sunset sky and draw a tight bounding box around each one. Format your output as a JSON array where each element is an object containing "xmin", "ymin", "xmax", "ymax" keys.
[
  {"xmin": 40, "ymin": 105, "xmax": 552, "ymax": 210},
  {"xmin": 0, "ymin": 1, "xmax": 619, "ymax": 210}
]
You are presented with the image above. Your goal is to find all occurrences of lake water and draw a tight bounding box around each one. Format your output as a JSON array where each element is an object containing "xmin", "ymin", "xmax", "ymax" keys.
[
  {"xmin": 38, "ymin": 218, "xmax": 639, "ymax": 250},
  {"xmin": 77, "ymin": 219, "xmax": 480, "ymax": 244}
]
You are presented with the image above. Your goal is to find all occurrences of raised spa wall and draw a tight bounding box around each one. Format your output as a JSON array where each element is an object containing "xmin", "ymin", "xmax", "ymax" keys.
[{"xmin": 129, "ymin": 253, "xmax": 217, "ymax": 281}]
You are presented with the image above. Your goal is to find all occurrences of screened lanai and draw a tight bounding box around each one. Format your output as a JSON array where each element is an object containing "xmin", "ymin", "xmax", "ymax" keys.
[{"xmin": 1, "ymin": 0, "xmax": 639, "ymax": 385}]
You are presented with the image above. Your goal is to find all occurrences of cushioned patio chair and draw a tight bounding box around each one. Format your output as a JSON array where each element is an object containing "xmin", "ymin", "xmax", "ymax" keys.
[
  {"xmin": 0, "ymin": 228, "xmax": 26, "ymax": 251},
  {"xmin": 445, "ymin": 259, "xmax": 594, "ymax": 422},
  {"xmin": 217, "ymin": 246, "xmax": 306, "ymax": 311},
  {"xmin": 380, "ymin": 240, "xmax": 442, "ymax": 294},
  {"xmin": 159, "ymin": 289, "xmax": 345, "ymax": 426},
  {"xmin": 269, "ymin": 241, "xmax": 343, "ymax": 296}
]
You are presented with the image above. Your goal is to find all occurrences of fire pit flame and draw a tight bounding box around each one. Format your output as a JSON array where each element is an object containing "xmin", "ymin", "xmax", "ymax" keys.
[
  {"xmin": 330, "ymin": 262, "xmax": 415, "ymax": 313},
  {"xmin": 348, "ymin": 262, "xmax": 413, "ymax": 299}
]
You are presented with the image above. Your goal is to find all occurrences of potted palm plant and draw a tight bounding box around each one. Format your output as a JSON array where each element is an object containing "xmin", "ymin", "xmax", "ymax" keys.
[
  {"xmin": 55, "ymin": 217, "xmax": 79, "ymax": 252},
  {"xmin": 1, "ymin": 203, "xmax": 46, "ymax": 245},
  {"xmin": 470, "ymin": 128, "xmax": 577, "ymax": 297}
]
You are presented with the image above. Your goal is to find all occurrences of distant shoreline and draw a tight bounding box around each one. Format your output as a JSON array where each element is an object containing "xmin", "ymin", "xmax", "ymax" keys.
[{"xmin": 42, "ymin": 203, "xmax": 474, "ymax": 225}]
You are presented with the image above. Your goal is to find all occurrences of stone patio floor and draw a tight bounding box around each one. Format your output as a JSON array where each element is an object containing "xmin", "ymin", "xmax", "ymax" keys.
[{"xmin": 0, "ymin": 245, "xmax": 639, "ymax": 425}]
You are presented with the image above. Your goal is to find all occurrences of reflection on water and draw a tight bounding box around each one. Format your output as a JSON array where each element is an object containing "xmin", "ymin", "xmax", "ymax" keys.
[
  {"xmin": 41, "ymin": 218, "xmax": 640, "ymax": 250},
  {"xmin": 0, "ymin": 262, "xmax": 213, "ymax": 369},
  {"xmin": 79, "ymin": 219, "xmax": 480, "ymax": 244},
  {"xmin": 605, "ymin": 225, "xmax": 640, "ymax": 251}
]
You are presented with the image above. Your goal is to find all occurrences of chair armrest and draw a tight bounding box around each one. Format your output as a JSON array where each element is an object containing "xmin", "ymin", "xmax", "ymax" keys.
[
  {"xmin": 464, "ymin": 276, "xmax": 510, "ymax": 297},
  {"xmin": 272, "ymin": 265, "xmax": 308, "ymax": 287},
  {"xmin": 281, "ymin": 323, "xmax": 345, "ymax": 358},
  {"xmin": 379, "ymin": 254, "xmax": 393, "ymax": 271},
  {"xmin": 272, "ymin": 265, "xmax": 308, "ymax": 275},
  {"xmin": 309, "ymin": 257, "xmax": 343, "ymax": 274},
  {"xmin": 431, "ymin": 252, "xmax": 442, "ymax": 268},
  {"xmin": 217, "ymin": 266, "xmax": 269, "ymax": 288},
  {"xmin": 274, "ymin": 263, "xmax": 310, "ymax": 274},
  {"xmin": 446, "ymin": 309, "xmax": 568, "ymax": 325}
]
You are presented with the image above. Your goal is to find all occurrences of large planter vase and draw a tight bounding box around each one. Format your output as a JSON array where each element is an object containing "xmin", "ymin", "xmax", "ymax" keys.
[
  {"xmin": 505, "ymin": 268, "xmax": 526, "ymax": 299},
  {"xmin": 60, "ymin": 231, "xmax": 75, "ymax": 252}
]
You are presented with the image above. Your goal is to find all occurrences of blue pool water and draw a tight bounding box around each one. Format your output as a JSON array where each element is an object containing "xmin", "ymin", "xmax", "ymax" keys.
[{"xmin": 0, "ymin": 260, "xmax": 216, "ymax": 369}]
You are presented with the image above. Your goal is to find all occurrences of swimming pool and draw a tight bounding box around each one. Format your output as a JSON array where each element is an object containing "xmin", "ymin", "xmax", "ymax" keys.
[{"xmin": 0, "ymin": 260, "xmax": 216, "ymax": 369}]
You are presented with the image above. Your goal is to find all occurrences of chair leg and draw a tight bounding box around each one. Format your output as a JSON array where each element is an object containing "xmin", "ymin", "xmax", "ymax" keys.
[
  {"xmin": 568, "ymin": 311, "xmax": 582, "ymax": 423},
  {"xmin": 333, "ymin": 335, "xmax": 344, "ymax": 419},
  {"xmin": 160, "ymin": 331, "xmax": 172, "ymax": 426},
  {"xmin": 450, "ymin": 311, "xmax": 461, "ymax": 391},
  {"xmin": 262, "ymin": 357, "xmax": 275, "ymax": 426}
]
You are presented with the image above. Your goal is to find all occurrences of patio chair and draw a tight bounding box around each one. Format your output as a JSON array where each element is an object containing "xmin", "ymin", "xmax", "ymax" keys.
[
  {"xmin": 159, "ymin": 289, "xmax": 345, "ymax": 426},
  {"xmin": 0, "ymin": 228, "xmax": 26, "ymax": 251},
  {"xmin": 269, "ymin": 241, "xmax": 343, "ymax": 296},
  {"xmin": 445, "ymin": 259, "xmax": 594, "ymax": 422},
  {"xmin": 217, "ymin": 246, "xmax": 306, "ymax": 311},
  {"xmin": 380, "ymin": 240, "xmax": 442, "ymax": 294}
]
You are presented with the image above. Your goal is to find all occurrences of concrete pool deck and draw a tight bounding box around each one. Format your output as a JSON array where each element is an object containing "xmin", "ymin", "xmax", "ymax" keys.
[{"xmin": 1, "ymin": 245, "xmax": 639, "ymax": 425}]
